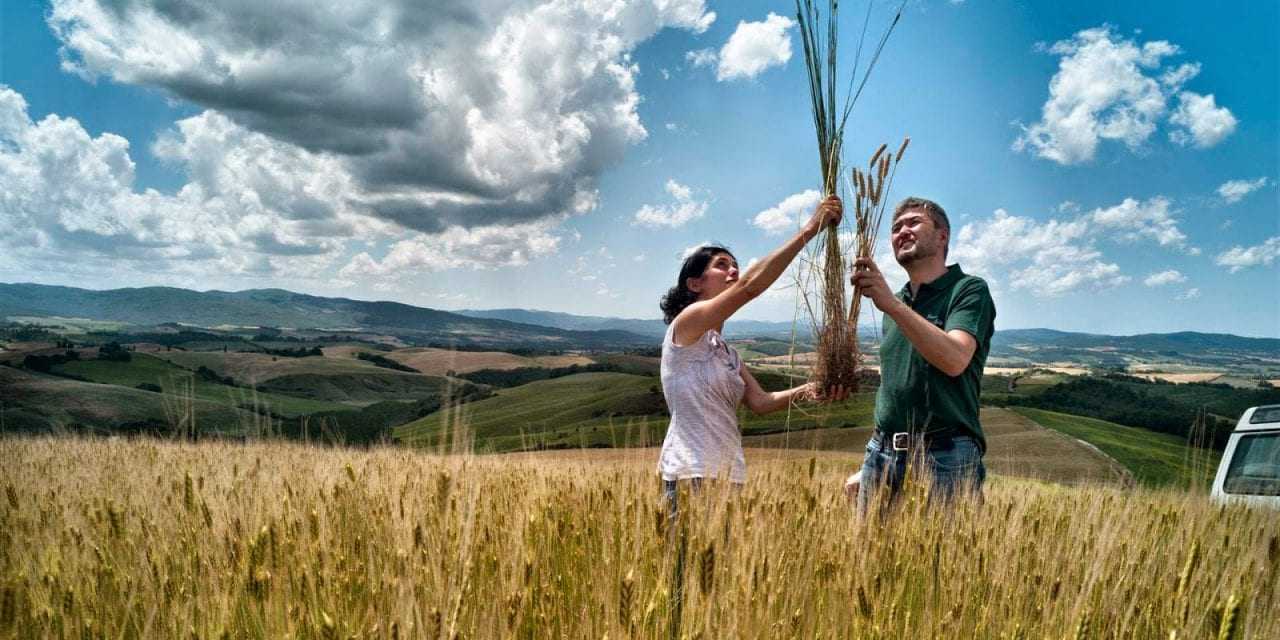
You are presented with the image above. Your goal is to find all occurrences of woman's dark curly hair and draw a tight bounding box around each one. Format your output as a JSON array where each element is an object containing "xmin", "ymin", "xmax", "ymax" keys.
[{"xmin": 660, "ymin": 244, "xmax": 736, "ymax": 325}]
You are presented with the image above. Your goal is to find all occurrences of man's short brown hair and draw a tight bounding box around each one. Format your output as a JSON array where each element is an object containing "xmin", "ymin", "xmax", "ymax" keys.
[
  {"xmin": 893, "ymin": 197, "xmax": 950, "ymax": 257},
  {"xmin": 893, "ymin": 197, "xmax": 949, "ymax": 233}
]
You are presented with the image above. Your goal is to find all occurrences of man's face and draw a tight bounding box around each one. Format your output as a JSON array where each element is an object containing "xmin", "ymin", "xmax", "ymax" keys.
[{"xmin": 890, "ymin": 209, "xmax": 946, "ymax": 266}]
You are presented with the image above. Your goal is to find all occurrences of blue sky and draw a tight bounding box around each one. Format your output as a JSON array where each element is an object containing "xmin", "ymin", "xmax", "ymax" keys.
[{"xmin": 0, "ymin": 0, "xmax": 1276, "ymax": 336}]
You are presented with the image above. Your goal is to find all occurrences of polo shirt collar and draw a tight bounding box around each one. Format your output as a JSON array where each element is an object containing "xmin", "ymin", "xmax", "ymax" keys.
[{"xmin": 900, "ymin": 264, "xmax": 965, "ymax": 303}]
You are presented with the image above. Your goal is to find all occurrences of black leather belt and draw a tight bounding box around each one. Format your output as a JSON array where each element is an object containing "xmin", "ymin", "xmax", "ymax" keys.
[{"xmin": 871, "ymin": 428, "xmax": 962, "ymax": 453}]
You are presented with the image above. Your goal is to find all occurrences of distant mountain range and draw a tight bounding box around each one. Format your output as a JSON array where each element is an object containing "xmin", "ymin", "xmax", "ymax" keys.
[
  {"xmin": 991, "ymin": 328, "xmax": 1280, "ymax": 355},
  {"xmin": 0, "ymin": 283, "xmax": 652, "ymax": 349},
  {"xmin": 455, "ymin": 308, "xmax": 800, "ymax": 338},
  {"xmin": 3, "ymin": 283, "xmax": 1277, "ymax": 359}
]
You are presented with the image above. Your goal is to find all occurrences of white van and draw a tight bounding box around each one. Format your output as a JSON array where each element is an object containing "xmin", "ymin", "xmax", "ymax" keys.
[{"xmin": 1210, "ymin": 405, "xmax": 1280, "ymax": 508}]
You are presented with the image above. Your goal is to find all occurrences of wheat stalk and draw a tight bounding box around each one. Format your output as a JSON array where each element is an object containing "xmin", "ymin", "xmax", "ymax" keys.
[{"xmin": 795, "ymin": 0, "xmax": 907, "ymax": 394}]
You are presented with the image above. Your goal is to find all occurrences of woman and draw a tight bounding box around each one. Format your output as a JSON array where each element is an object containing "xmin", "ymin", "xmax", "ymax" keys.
[{"xmin": 657, "ymin": 195, "xmax": 846, "ymax": 498}]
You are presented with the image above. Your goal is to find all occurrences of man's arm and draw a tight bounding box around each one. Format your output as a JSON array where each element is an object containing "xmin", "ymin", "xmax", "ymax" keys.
[
  {"xmin": 882, "ymin": 303, "xmax": 976, "ymax": 377},
  {"xmin": 851, "ymin": 257, "xmax": 978, "ymax": 377}
]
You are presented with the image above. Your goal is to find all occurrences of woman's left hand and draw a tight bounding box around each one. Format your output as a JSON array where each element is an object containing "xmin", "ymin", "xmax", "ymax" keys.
[
  {"xmin": 801, "ymin": 195, "xmax": 843, "ymax": 240},
  {"xmin": 802, "ymin": 382, "xmax": 849, "ymax": 404}
]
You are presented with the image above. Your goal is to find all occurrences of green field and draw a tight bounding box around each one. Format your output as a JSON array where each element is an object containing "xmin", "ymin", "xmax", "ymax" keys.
[
  {"xmin": 5, "ymin": 315, "xmax": 132, "ymax": 333},
  {"xmin": 981, "ymin": 370, "xmax": 1075, "ymax": 403},
  {"xmin": 1011, "ymin": 407, "xmax": 1218, "ymax": 488},
  {"xmin": 51, "ymin": 353, "xmax": 352, "ymax": 417},
  {"xmin": 0, "ymin": 366, "xmax": 255, "ymax": 434},
  {"xmin": 153, "ymin": 351, "xmax": 389, "ymax": 382},
  {"xmin": 395, "ymin": 372, "xmax": 664, "ymax": 450},
  {"xmin": 150, "ymin": 350, "xmax": 460, "ymax": 404},
  {"xmin": 395, "ymin": 371, "xmax": 878, "ymax": 453},
  {"xmin": 739, "ymin": 392, "xmax": 876, "ymax": 433}
]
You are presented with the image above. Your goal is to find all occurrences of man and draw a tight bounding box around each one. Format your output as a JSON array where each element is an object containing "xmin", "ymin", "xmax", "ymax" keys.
[{"xmin": 846, "ymin": 197, "xmax": 996, "ymax": 511}]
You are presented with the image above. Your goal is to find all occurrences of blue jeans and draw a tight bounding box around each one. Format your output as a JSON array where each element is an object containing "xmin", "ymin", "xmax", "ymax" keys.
[
  {"xmin": 856, "ymin": 433, "xmax": 985, "ymax": 514},
  {"xmin": 661, "ymin": 478, "xmax": 703, "ymax": 523}
]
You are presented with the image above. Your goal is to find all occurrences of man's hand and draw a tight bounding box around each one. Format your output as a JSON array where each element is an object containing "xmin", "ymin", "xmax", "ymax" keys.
[
  {"xmin": 844, "ymin": 470, "xmax": 862, "ymax": 502},
  {"xmin": 851, "ymin": 256, "xmax": 900, "ymax": 313}
]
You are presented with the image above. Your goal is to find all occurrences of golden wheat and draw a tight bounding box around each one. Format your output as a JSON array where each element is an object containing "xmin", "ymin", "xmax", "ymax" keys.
[{"xmin": 1, "ymin": 435, "xmax": 1277, "ymax": 638}]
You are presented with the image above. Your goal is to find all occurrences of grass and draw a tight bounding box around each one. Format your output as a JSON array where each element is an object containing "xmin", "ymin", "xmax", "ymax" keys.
[
  {"xmin": 0, "ymin": 365, "xmax": 253, "ymax": 434},
  {"xmin": 739, "ymin": 392, "xmax": 876, "ymax": 434},
  {"xmin": 374, "ymin": 347, "xmax": 593, "ymax": 376},
  {"xmin": 1012, "ymin": 407, "xmax": 1219, "ymax": 489},
  {"xmin": 50, "ymin": 353, "xmax": 351, "ymax": 417},
  {"xmin": 2, "ymin": 435, "xmax": 1276, "ymax": 638},
  {"xmin": 4, "ymin": 315, "xmax": 131, "ymax": 333},
  {"xmin": 745, "ymin": 407, "xmax": 1130, "ymax": 487},
  {"xmin": 153, "ymin": 351, "xmax": 390, "ymax": 382},
  {"xmin": 395, "ymin": 372, "xmax": 664, "ymax": 450},
  {"xmin": 152, "ymin": 351, "xmax": 458, "ymax": 404},
  {"xmin": 394, "ymin": 372, "xmax": 878, "ymax": 453}
]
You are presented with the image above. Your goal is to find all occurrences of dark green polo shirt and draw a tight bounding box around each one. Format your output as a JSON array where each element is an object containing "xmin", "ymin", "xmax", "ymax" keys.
[{"xmin": 873, "ymin": 264, "xmax": 996, "ymax": 452}]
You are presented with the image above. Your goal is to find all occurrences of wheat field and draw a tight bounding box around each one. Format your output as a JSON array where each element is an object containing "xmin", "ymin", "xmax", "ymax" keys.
[{"xmin": 2, "ymin": 435, "xmax": 1277, "ymax": 639}]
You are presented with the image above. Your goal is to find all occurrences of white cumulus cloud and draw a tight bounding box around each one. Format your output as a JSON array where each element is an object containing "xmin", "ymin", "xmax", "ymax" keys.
[
  {"xmin": 751, "ymin": 190, "xmax": 821, "ymax": 235},
  {"xmin": 3, "ymin": 2, "xmax": 729, "ymax": 287},
  {"xmin": 634, "ymin": 179, "xmax": 709, "ymax": 228},
  {"xmin": 43, "ymin": 0, "xmax": 715, "ymax": 236},
  {"xmin": 1216, "ymin": 177, "xmax": 1269, "ymax": 204},
  {"xmin": 1088, "ymin": 196, "xmax": 1188, "ymax": 249},
  {"xmin": 1169, "ymin": 92, "xmax": 1237, "ymax": 148},
  {"xmin": 686, "ymin": 48, "xmax": 718, "ymax": 68},
  {"xmin": 1143, "ymin": 270, "xmax": 1186, "ymax": 287},
  {"xmin": 1014, "ymin": 26, "xmax": 1234, "ymax": 164},
  {"xmin": 339, "ymin": 221, "xmax": 562, "ymax": 278},
  {"xmin": 920, "ymin": 194, "xmax": 1192, "ymax": 299},
  {"xmin": 950, "ymin": 209, "xmax": 1126, "ymax": 297},
  {"xmin": 0, "ymin": 86, "xmax": 375, "ymax": 282},
  {"xmin": 1215, "ymin": 237, "xmax": 1280, "ymax": 273},
  {"xmin": 715, "ymin": 13, "xmax": 795, "ymax": 81}
]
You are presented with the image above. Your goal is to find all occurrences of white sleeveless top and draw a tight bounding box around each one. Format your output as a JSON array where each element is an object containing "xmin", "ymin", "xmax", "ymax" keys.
[{"xmin": 657, "ymin": 323, "xmax": 747, "ymax": 483}]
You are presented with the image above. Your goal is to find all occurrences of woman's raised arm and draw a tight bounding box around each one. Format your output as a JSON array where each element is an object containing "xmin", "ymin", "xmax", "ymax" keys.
[{"xmin": 673, "ymin": 196, "xmax": 842, "ymax": 346}]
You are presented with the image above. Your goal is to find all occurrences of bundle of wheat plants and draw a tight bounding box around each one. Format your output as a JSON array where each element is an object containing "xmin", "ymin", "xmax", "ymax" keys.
[
  {"xmin": 795, "ymin": 0, "xmax": 905, "ymax": 393},
  {"xmin": 845, "ymin": 136, "xmax": 908, "ymax": 360}
]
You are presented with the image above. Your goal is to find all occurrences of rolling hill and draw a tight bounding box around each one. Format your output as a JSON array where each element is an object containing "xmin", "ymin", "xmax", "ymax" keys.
[
  {"xmin": 6, "ymin": 282, "xmax": 1276, "ymax": 361},
  {"xmin": 0, "ymin": 365, "xmax": 254, "ymax": 434},
  {"xmin": 49, "ymin": 353, "xmax": 351, "ymax": 417},
  {"xmin": 394, "ymin": 371, "xmax": 879, "ymax": 453},
  {"xmin": 0, "ymin": 283, "xmax": 654, "ymax": 349},
  {"xmin": 1012, "ymin": 407, "xmax": 1219, "ymax": 488},
  {"xmin": 454, "ymin": 308, "xmax": 801, "ymax": 338}
]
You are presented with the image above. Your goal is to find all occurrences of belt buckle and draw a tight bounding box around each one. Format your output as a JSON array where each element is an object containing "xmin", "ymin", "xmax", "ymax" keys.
[{"xmin": 891, "ymin": 432, "xmax": 910, "ymax": 452}]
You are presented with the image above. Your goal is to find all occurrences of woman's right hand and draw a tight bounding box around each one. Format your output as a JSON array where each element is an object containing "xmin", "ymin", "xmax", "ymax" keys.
[{"xmin": 802, "ymin": 195, "xmax": 843, "ymax": 240}]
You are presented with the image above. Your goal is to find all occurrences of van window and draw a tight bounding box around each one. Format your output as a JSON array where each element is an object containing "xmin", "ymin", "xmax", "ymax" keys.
[
  {"xmin": 1249, "ymin": 406, "xmax": 1280, "ymax": 425},
  {"xmin": 1224, "ymin": 432, "xmax": 1280, "ymax": 496}
]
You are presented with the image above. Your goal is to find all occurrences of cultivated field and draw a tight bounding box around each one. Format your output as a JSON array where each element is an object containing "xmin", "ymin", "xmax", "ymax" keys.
[
  {"xmin": 743, "ymin": 407, "xmax": 1132, "ymax": 487},
  {"xmin": 381, "ymin": 347, "xmax": 592, "ymax": 376},
  {"xmin": 1013, "ymin": 408, "xmax": 1220, "ymax": 488},
  {"xmin": 51, "ymin": 353, "xmax": 349, "ymax": 417},
  {"xmin": 153, "ymin": 351, "xmax": 389, "ymax": 384},
  {"xmin": 394, "ymin": 372, "xmax": 880, "ymax": 453},
  {"xmin": 0, "ymin": 366, "xmax": 254, "ymax": 434},
  {"xmin": 2, "ymin": 436, "xmax": 1275, "ymax": 639}
]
